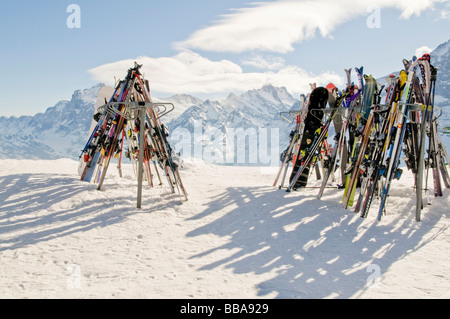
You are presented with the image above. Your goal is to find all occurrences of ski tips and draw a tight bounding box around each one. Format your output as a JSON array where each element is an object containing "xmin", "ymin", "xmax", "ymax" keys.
[{"xmin": 326, "ymin": 83, "xmax": 337, "ymax": 93}]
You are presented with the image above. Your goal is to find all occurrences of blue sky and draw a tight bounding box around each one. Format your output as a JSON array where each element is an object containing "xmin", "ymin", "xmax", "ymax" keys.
[{"xmin": 0, "ymin": 0, "xmax": 449, "ymax": 117}]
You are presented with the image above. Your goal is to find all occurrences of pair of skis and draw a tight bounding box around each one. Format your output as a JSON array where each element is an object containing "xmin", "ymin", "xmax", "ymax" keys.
[{"xmin": 273, "ymin": 94, "xmax": 309, "ymax": 189}]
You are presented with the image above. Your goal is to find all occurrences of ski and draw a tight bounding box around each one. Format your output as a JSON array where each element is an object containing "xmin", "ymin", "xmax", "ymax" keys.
[{"xmin": 274, "ymin": 95, "xmax": 308, "ymax": 188}]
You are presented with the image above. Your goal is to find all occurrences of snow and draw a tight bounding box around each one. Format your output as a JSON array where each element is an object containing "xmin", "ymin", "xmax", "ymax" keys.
[
  {"xmin": 1, "ymin": 158, "xmax": 449, "ymax": 299},
  {"xmin": 433, "ymin": 39, "xmax": 450, "ymax": 65}
]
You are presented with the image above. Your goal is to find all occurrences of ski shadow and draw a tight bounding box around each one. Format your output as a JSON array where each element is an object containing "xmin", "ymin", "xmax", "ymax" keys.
[
  {"xmin": 0, "ymin": 173, "xmax": 138, "ymax": 252},
  {"xmin": 186, "ymin": 184, "xmax": 448, "ymax": 299}
]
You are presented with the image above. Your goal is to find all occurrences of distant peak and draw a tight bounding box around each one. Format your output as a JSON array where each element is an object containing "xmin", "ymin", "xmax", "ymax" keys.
[
  {"xmin": 260, "ymin": 84, "xmax": 289, "ymax": 94},
  {"xmin": 432, "ymin": 38, "xmax": 450, "ymax": 62}
]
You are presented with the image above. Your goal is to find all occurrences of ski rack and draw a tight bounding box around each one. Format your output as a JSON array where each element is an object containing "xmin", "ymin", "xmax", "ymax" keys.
[
  {"xmin": 96, "ymin": 101, "xmax": 175, "ymax": 209},
  {"xmin": 393, "ymin": 103, "xmax": 443, "ymax": 124},
  {"xmin": 98, "ymin": 101, "xmax": 175, "ymax": 120},
  {"xmin": 153, "ymin": 103, "xmax": 175, "ymax": 119},
  {"xmin": 308, "ymin": 107, "xmax": 342, "ymax": 123},
  {"xmin": 279, "ymin": 110, "xmax": 303, "ymax": 124},
  {"xmin": 308, "ymin": 104, "xmax": 395, "ymax": 123},
  {"xmin": 279, "ymin": 111, "xmax": 294, "ymax": 123}
]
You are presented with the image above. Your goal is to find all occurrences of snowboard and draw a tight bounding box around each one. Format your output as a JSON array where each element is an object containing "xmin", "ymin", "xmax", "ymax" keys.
[
  {"xmin": 78, "ymin": 86, "xmax": 115, "ymax": 176},
  {"xmin": 289, "ymin": 87, "xmax": 328, "ymax": 189}
]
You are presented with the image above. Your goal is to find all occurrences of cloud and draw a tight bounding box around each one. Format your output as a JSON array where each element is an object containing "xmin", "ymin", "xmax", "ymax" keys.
[
  {"xmin": 241, "ymin": 55, "xmax": 286, "ymax": 70},
  {"xmin": 174, "ymin": 0, "xmax": 445, "ymax": 53},
  {"xmin": 436, "ymin": 0, "xmax": 450, "ymax": 19},
  {"xmin": 88, "ymin": 51, "xmax": 344, "ymax": 98},
  {"xmin": 414, "ymin": 46, "xmax": 434, "ymax": 57},
  {"xmin": 89, "ymin": 0, "xmax": 443, "ymax": 98}
]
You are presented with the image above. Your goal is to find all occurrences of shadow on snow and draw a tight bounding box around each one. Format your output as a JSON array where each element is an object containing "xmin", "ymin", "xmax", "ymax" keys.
[
  {"xmin": 0, "ymin": 173, "xmax": 141, "ymax": 252},
  {"xmin": 186, "ymin": 185, "xmax": 449, "ymax": 299}
]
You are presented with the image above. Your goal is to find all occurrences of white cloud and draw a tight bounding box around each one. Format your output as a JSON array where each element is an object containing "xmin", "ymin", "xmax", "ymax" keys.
[
  {"xmin": 241, "ymin": 55, "xmax": 286, "ymax": 70},
  {"xmin": 174, "ymin": 0, "xmax": 445, "ymax": 54},
  {"xmin": 89, "ymin": 0, "xmax": 444, "ymax": 99},
  {"xmin": 414, "ymin": 46, "xmax": 434, "ymax": 57},
  {"xmin": 88, "ymin": 51, "xmax": 344, "ymax": 98}
]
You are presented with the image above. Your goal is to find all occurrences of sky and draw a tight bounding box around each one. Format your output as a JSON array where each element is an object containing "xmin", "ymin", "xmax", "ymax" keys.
[{"xmin": 0, "ymin": 0, "xmax": 449, "ymax": 117}]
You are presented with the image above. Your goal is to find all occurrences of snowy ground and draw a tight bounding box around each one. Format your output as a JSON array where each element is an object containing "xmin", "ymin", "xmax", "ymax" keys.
[{"xmin": 0, "ymin": 158, "xmax": 449, "ymax": 299}]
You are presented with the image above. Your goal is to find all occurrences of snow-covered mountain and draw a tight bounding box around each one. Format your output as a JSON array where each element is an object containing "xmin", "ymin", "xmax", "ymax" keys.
[
  {"xmin": 432, "ymin": 39, "xmax": 450, "ymax": 131},
  {"xmin": 433, "ymin": 39, "xmax": 450, "ymax": 101},
  {"xmin": 0, "ymin": 83, "xmax": 104, "ymax": 160},
  {"xmin": 1, "ymin": 39, "xmax": 449, "ymax": 162},
  {"xmin": 167, "ymin": 39, "xmax": 450, "ymax": 165},
  {"xmin": 0, "ymin": 83, "xmax": 300, "ymax": 163},
  {"xmin": 0, "ymin": 85, "xmax": 205, "ymax": 160},
  {"xmin": 153, "ymin": 94, "xmax": 204, "ymax": 122},
  {"xmin": 166, "ymin": 85, "xmax": 300, "ymax": 165},
  {"xmin": 376, "ymin": 39, "xmax": 450, "ymax": 134}
]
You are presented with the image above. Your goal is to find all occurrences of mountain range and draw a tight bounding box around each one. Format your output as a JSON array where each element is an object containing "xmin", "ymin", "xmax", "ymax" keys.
[
  {"xmin": 0, "ymin": 39, "xmax": 449, "ymax": 162},
  {"xmin": 432, "ymin": 39, "xmax": 450, "ymax": 127}
]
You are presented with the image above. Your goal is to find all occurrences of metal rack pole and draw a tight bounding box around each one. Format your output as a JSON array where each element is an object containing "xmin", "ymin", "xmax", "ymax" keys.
[{"xmin": 137, "ymin": 102, "xmax": 146, "ymax": 209}]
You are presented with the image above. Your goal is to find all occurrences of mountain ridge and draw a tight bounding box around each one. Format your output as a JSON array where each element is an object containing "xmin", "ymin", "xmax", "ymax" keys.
[{"xmin": 1, "ymin": 39, "xmax": 449, "ymax": 161}]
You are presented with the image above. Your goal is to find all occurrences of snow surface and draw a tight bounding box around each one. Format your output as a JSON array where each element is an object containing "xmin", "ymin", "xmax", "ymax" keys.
[{"xmin": 0, "ymin": 158, "xmax": 449, "ymax": 299}]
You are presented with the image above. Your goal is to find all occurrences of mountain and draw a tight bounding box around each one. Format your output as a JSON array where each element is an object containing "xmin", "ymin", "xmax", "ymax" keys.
[
  {"xmin": 153, "ymin": 94, "xmax": 204, "ymax": 122},
  {"xmin": 433, "ymin": 38, "xmax": 450, "ymax": 101},
  {"xmin": 432, "ymin": 39, "xmax": 450, "ymax": 130},
  {"xmin": 0, "ymin": 83, "xmax": 104, "ymax": 160},
  {"xmin": 0, "ymin": 83, "xmax": 300, "ymax": 163},
  {"xmin": 167, "ymin": 85, "xmax": 300, "ymax": 166},
  {"xmin": 375, "ymin": 38, "xmax": 450, "ymax": 133}
]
